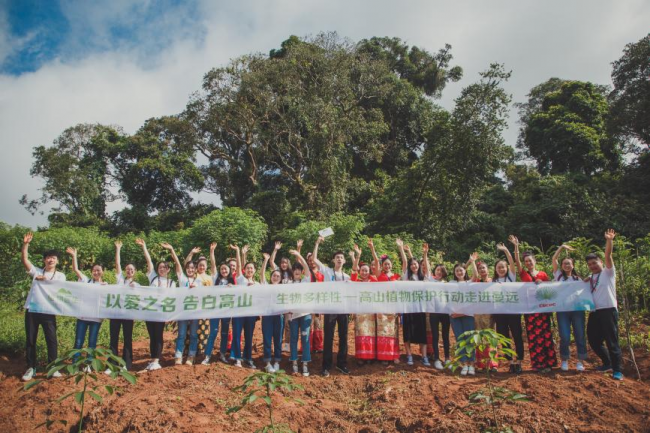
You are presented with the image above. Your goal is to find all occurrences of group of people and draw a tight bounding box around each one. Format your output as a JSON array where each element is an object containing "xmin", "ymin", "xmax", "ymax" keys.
[{"xmin": 20, "ymin": 229, "xmax": 624, "ymax": 382}]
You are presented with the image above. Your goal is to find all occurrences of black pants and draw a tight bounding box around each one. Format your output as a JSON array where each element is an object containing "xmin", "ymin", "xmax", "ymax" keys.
[
  {"xmin": 109, "ymin": 319, "xmax": 134, "ymax": 370},
  {"xmin": 587, "ymin": 308, "xmax": 622, "ymax": 373},
  {"xmin": 25, "ymin": 310, "xmax": 58, "ymax": 369},
  {"xmin": 494, "ymin": 314, "xmax": 524, "ymax": 361},
  {"xmin": 428, "ymin": 313, "xmax": 450, "ymax": 361},
  {"xmin": 323, "ymin": 314, "xmax": 348, "ymax": 371},
  {"xmin": 146, "ymin": 321, "xmax": 165, "ymax": 359}
]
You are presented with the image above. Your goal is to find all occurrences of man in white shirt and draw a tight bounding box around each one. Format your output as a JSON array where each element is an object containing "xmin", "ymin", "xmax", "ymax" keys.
[
  {"xmin": 585, "ymin": 229, "xmax": 623, "ymax": 380},
  {"xmin": 21, "ymin": 232, "xmax": 66, "ymax": 381}
]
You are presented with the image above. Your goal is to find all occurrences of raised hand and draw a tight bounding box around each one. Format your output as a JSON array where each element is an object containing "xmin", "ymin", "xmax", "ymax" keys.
[
  {"xmin": 135, "ymin": 238, "xmax": 146, "ymax": 248},
  {"xmin": 561, "ymin": 244, "xmax": 575, "ymax": 251},
  {"xmin": 296, "ymin": 239, "xmax": 304, "ymax": 249},
  {"xmin": 274, "ymin": 241, "xmax": 282, "ymax": 250},
  {"xmin": 190, "ymin": 247, "xmax": 201, "ymax": 254},
  {"xmin": 469, "ymin": 252, "xmax": 479, "ymax": 262},
  {"xmin": 229, "ymin": 244, "xmax": 239, "ymax": 251},
  {"xmin": 263, "ymin": 252, "xmax": 270, "ymax": 260},
  {"xmin": 23, "ymin": 232, "xmax": 33, "ymax": 244},
  {"xmin": 496, "ymin": 243, "xmax": 507, "ymax": 252},
  {"xmin": 160, "ymin": 242, "xmax": 173, "ymax": 251},
  {"xmin": 422, "ymin": 243, "xmax": 429, "ymax": 254},
  {"xmin": 508, "ymin": 235, "xmax": 519, "ymax": 246},
  {"xmin": 604, "ymin": 229, "xmax": 616, "ymax": 240},
  {"xmin": 353, "ymin": 244, "xmax": 362, "ymax": 255},
  {"xmin": 210, "ymin": 242, "xmax": 217, "ymax": 251},
  {"xmin": 367, "ymin": 238, "xmax": 375, "ymax": 248},
  {"xmin": 66, "ymin": 247, "xmax": 77, "ymax": 256},
  {"xmin": 395, "ymin": 238, "xmax": 404, "ymax": 248},
  {"xmin": 403, "ymin": 244, "xmax": 412, "ymax": 253},
  {"xmin": 115, "ymin": 240, "xmax": 123, "ymax": 249},
  {"xmin": 241, "ymin": 244, "xmax": 250, "ymax": 254},
  {"xmin": 316, "ymin": 235, "xmax": 325, "ymax": 244},
  {"xmin": 289, "ymin": 249, "xmax": 300, "ymax": 256}
]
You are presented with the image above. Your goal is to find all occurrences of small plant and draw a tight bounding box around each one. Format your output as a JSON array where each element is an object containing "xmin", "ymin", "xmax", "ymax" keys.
[
  {"xmin": 24, "ymin": 347, "xmax": 137, "ymax": 432},
  {"xmin": 451, "ymin": 329, "xmax": 528, "ymax": 433},
  {"xmin": 227, "ymin": 370, "xmax": 304, "ymax": 433}
]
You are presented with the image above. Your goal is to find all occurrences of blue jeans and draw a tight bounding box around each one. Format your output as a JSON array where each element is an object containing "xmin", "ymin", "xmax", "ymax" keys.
[
  {"xmin": 450, "ymin": 316, "xmax": 475, "ymax": 363},
  {"xmin": 232, "ymin": 317, "xmax": 256, "ymax": 361},
  {"xmin": 175, "ymin": 320, "xmax": 199, "ymax": 358},
  {"xmin": 204, "ymin": 318, "xmax": 232, "ymax": 358},
  {"xmin": 262, "ymin": 315, "xmax": 284, "ymax": 362},
  {"xmin": 73, "ymin": 319, "xmax": 102, "ymax": 361},
  {"xmin": 557, "ymin": 311, "xmax": 587, "ymax": 361},
  {"xmin": 289, "ymin": 315, "xmax": 312, "ymax": 362}
]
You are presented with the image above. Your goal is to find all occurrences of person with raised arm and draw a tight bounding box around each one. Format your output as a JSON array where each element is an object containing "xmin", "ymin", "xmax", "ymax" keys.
[
  {"xmin": 21, "ymin": 232, "xmax": 65, "ymax": 381},
  {"xmin": 105, "ymin": 241, "xmax": 138, "ymax": 374},
  {"xmin": 136, "ymin": 238, "xmax": 176, "ymax": 371},
  {"xmin": 66, "ymin": 247, "xmax": 106, "ymax": 366},
  {"xmin": 305, "ymin": 249, "xmax": 325, "ymax": 354},
  {"xmin": 203, "ymin": 243, "xmax": 235, "ymax": 365},
  {"xmin": 270, "ymin": 241, "xmax": 293, "ymax": 353},
  {"xmin": 260, "ymin": 252, "xmax": 285, "ymax": 373},
  {"xmin": 468, "ymin": 253, "xmax": 498, "ymax": 372},
  {"xmin": 231, "ymin": 244, "xmax": 259, "ymax": 369},
  {"xmin": 552, "ymin": 243, "xmax": 587, "ymax": 372},
  {"xmin": 313, "ymin": 235, "xmax": 351, "ymax": 377},
  {"xmin": 397, "ymin": 239, "xmax": 430, "ymax": 367},
  {"xmin": 492, "ymin": 239, "xmax": 524, "ymax": 374},
  {"xmin": 350, "ymin": 245, "xmax": 379, "ymax": 366},
  {"xmin": 513, "ymin": 237, "xmax": 557, "ymax": 373},
  {"xmin": 287, "ymin": 249, "xmax": 313, "ymax": 376},
  {"xmin": 450, "ymin": 261, "xmax": 476, "ymax": 376},
  {"xmin": 424, "ymin": 244, "xmax": 451, "ymax": 370},
  {"xmin": 162, "ymin": 242, "xmax": 200, "ymax": 366},
  {"xmin": 369, "ymin": 238, "xmax": 401, "ymax": 365},
  {"xmin": 586, "ymin": 229, "xmax": 623, "ymax": 380},
  {"xmin": 183, "ymin": 247, "xmax": 213, "ymax": 358}
]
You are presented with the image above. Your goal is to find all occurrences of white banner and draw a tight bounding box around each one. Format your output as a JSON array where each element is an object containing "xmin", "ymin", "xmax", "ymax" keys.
[{"xmin": 25, "ymin": 279, "xmax": 596, "ymax": 322}]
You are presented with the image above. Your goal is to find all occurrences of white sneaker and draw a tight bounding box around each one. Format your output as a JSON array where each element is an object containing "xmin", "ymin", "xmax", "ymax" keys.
[
  {"xmin": 246, "ymin": 360, "xmax": 257, "ymax": 370},
  {"xmin": 174, "ymin": 358, "xmax": 183, "ymax": 366},
  {"xmin": 273, "ymin": 362, "xmax": 280, "ymax": 372},
  {"xmin": 302, "ymin": 363, "xmax": 310, "ymax": 377},
  {"xmin": 292, "ymin": 361, "xmax": 299, "ymax": 374},
  {"xmin": 219, "ymin": 354, "xmax": 228, "ymax": 364},
  {"xmin": 83, "ymin": 366, "xmax": 92, "ymax": 373},
  {"xmin": 51, "ymin": 370, "xmax": 62, "ymax": 378},
  {"xmin": 22, "ymin": 368, "xmax": 35, "ymax": 381},
  {"xmin": 576, "ymin": 361, "xmax": 585, "ymax": 372},
  {"xmin": 185, "ymin": 357, "xmax": 194, "ymax": 366},
  {"xmin": 434, "ymin": 360, "xmax": 444, "ymax": 370},
  {"xmin": 468, "ymin": 366, "xmax": 476, "ymax": 376},
  {"xmin": 406, "ymin": 355, "xmax": 414, "ymax": 366},
  {"xmin": 422, "ymin": 357, "xmax": 431, "ymax": 367},
  {"xmin": 234, "ymin": 359, "xmax": 242, "ymax": 368},
  {"xmin": 265, "ymin": 362, "xmax": 275, "ymax": 373},
  {"xmin": 460, "ymin": 365, "xmax": 469, "ymax": 376},
  {"xmin": 148, "ymin": 361, "xmax": 161, "ymax": 371},
  {"xmin": 561, "ymin": 360, "xmax": 569, "ymax": 371},
  {"xmin": 201, "ymin": 357, "xmax": 210, "ymax": 366},
  {"xmin": 104, "ymin": 368, "xmax": 112, "ymax": 376}
]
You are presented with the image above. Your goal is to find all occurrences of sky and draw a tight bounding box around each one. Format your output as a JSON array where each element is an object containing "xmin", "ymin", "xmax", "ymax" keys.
[{"xmin": 1, "ymin": 0, "xmax": 648, "ymax": 228}]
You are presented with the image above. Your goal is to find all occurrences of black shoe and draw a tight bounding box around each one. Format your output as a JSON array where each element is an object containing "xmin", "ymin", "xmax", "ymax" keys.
[
  {"xmin": 336, "ymin": 366, "xmax": 350, "ymax": 375},
  {"xmin": 596, "ymin": 364, "xmax": 613, "ymax": 372},
  {"xmin": 508, "ymin": 364, "xmax": 515, "ymax": 373},
  {"xmin": 356, "ymin": 360, "xmax": 365, "ymax": 367},
  {"xmin": 321, "ymin": 369, "xmax": 330, "ymax": 377},
  {"xmin": 514, "ymin": 364, "xmax": 522, "ymax": 374}
]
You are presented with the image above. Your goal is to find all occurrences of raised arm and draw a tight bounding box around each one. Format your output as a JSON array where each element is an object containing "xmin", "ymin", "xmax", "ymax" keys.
[
  {"xmin": 230, "ymin": 244, "xmax": 242, "ymax": 276},
  {"xmin": 135, "ymin": 238, "xmax": 154, "ymax": 275},
  {"xmin": 161, "ymin": 243, "xmax": 183, "ymax": 277},
  {"xmin": 114, "ymin": 240, "xmax": 123, "ymax": 275},
  {"xmin": 368, "ymin": 238, "xmax": 381, "ymax": 277},
  {"xmin": 270, "ymin": 241, "xmax": 281, "ymax": 270},
  {"xmin": 552, "ymin": 244, "xmax": 574, "ymax": 274},
  {"xmin": 497, "ymin": 242, "xmax": 516, "ymax": 274},
  {"xmin": 290, "ymin": 249, "xmax": 311, "ymax": 279},
  {"xmin": 467, "ymin": 252, "xmax": 479, "ymax": 280},
  {"xmin": 209, "ymin": 242, "xmax": 217, "ymax": 277},
  {"xmin": 508, "ymin": 235, "xmax": 522, "ymax": 272},
  {"xmin": 261, "ymin": 253, "xmax": 270, "ymax": 284},
  {"xmin": 312, "ymin": 236, "xmax": 325, "ymax": 269},
  {"xmin": 21, "ymin": 232, "xmax": 34, "ymax": 272},
  {"xmin": 296, "ymin": 239, "xmax": 303, "ymax": 254},
  {"xmin": 350, "ymin": 244, "xmax": 361, "ymax": 273},
  {"xmin": 604, "ymin": 229, "xmax": 615, "ymax": 269},
  {"xmin": 422, "ymin": 243, "xmax": 431, "ymax": 278},
  {"xmin": 396, "ymin": 238, "xmax": 408, "ymax": 275},
  {"xmin": 184, "ymin": 246, "xmax": 200, "ymax": 266},
  {"xmin": 241, "ymin": 244, "xmax": 250, "ymax": 265},
  {"xmin": 404, "ymin": 244, "xmax": 414, "ymax": 260},
  {"xmin": 66, "ymin": 247, "xmax": 86, "ymax": 281}
]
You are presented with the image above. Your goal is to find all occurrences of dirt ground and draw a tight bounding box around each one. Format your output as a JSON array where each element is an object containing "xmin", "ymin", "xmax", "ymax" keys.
[{"xmin": 1, "ymin": 320, "xmax": 650, "ymax": 433}]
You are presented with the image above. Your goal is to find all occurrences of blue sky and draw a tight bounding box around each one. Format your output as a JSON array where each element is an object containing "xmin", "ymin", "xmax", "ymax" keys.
[{"xmin": 1, "ymin": 0, "xmax": 649, "ymax": 227}]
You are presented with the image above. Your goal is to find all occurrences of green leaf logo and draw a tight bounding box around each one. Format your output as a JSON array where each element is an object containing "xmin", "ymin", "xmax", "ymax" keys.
[{"xmin": 535, "ymin": 287, "xmax": 557, "ymax": 301}]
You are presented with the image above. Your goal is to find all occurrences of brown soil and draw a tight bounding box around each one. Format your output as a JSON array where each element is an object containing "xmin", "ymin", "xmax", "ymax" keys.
[{"xmin": 1, "ymin": 321, "xmax": 650, "ymax": 433}]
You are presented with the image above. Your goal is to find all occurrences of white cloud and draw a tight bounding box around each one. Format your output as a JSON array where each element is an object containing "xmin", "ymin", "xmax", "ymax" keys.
[{"xmin": 1, "ymin": 0, "xmax": 649, "ymax": 227}]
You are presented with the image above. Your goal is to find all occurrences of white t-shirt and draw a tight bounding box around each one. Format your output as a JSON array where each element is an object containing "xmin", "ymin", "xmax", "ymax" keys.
[
  {"xmin": 178, "ymin": 272, "xmax": 197, "ymax": 288},
  {"xmin": 78, "ymin": 275, "xmax": 103, "ymax": 323},
  {"xmin": 147, "ymin": 271, "xmax": 177, "ymax": 288},
  {"xmin": 494, "ymin": 271, "xmax": 516, "ymax": 283},
  {"xmin": 237, "ymin": 275, "xmax": 260, "ymax": 286},
  {"xmin": 319, "ymin": 265, "xmax": 350, "ymax": 282},
  {"xmin": 402, "ymin": 272, "xmax": 422, "ymax": 281},
  {"xmin": 590, "ymin": 266, "xmax": 617, "ymax": 310},
  {"xmin": 553, "ymin": 270, "xmax": 580, "ymax": 282},
  {"xmin": 116, "ymin": 272, "xmax": 140, "ymax": 287},
  {"xmin": 25, "ymin": 266, "xmax": 67, "ymax": 309}
]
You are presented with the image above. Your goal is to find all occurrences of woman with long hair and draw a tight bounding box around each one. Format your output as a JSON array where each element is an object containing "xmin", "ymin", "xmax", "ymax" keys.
[
  {"xmin": 423, "ymin": 246, "xmax": 450, "ymax": 370},
  {"xmin": 261, "ymin": 252, "xmax": 284, "ymax": 373},
  {"xmin": 469, "ymin": 253, "xmax": 499, "ymax": 372},
  {"xmin": 450, "ymin": 261, "xmax": 476, "ymax": 376},
  {"xmin": 231, "ymin": 244, "xmax": 259, "ymax": 369},
  {"xmin": 351, "ymin": 245, "xmax": 379, "ymax": 366},
  {"xmin": 287, "ymin": 249, "xmax": 313, "ymax": 376}
]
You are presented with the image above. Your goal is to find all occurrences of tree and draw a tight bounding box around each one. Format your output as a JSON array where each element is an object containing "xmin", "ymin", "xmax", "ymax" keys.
[
  {"xmin": 518, "ymin": 80, "xmax": 621, "ymax": 175},
  {"xmin": 609, "ymin": 33, "xmax": 650, "ymax": 147}
]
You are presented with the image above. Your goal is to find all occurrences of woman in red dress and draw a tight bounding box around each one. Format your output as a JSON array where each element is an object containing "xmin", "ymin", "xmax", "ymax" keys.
[
  {"xmin": 513, "ymin": 236, "xmax": 557, "ymax": 373},
  {"xmin": 350, "ymin": 245, "xmax": 378, "ymax": 366},
  {"xmin": 306, "ymin": 252, "xmax": 325, "ymax": 353}
]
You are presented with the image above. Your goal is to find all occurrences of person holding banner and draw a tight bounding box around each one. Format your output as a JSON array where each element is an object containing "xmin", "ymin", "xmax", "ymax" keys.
[
  {"xmin": 163, "ymin": 242, "xmax": 200, "ymax": 366},
  {"xmin": 450, "ymin": 262, "xmax": 476, "ymax": 376},
  {"xmin": 397, "ymin": 239, "xmax": 430, "ymax": 367},
  {"xmin": 586, "ymin": 230, "xmax": 623, "ymax": 380},
  {"xmin": 260, "ymin": 253, "xmax": 285, "ymax": 373},
  {"xmin": 270, "ymin": 241, "xmax": 293, "ymax": 353},
  {"xmin": 287, "ymin": 249, "xmax": 313, "ymax": 376},
  {"xmin": 369, "ymin": 239, "xmax": 401, "ymax": 365},
  {"xmin": 515, "ymin": 239, "xmax": 557, "ymax": 373},
  {"xmin": 313, "ymin": 235, "xmax": 351, "ymax": 377},
  {"xmin": 552, "ymin": 244, "xmax": 587, "ymax": 372},
  {"xmin": 423, "ymin": 248, "xmax": 451, "ymax": 371},
  {"xmin": 231, "ymin": 244, "xmax": 259, "ymax": 369},
  {"xmin": 137, "ymin": 238, "xmax": 176, "ymax": 371},
  {"xmin": 306, "ymin": 252, "xmax": 325, "ymax": 354},
  {"xmin": 350, "ymin": 245, "xmax": 378, "ymax": 366},
  {"xmin": 21, "ymin": 232, "xmax": 65, "ymax": 381},
  {"xmin": 469, "ymin": 253, "xmax": 499, "ymax": 372},
  {"xmin": 106, "ymin": 240, "xmax": 138, "ymax": 374},
  {"xmin": 203, "ymin": 244, "xmax": 235, "ymax": 365},
  {"xmin": 184, "ymin": 247, "xmax": 215, "ymax": 355},
  {"xmin": 66, "ymin": 247, "xmax": 105, "ymax": 366},
  {"xmin": 492, "ymin": 240, "xmax": 524, "ymax": 374}
]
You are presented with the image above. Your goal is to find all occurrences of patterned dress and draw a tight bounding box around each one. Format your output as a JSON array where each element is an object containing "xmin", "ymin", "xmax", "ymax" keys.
[
  {"xmin": 310, "ymin": 271, "xmax": 325, "ymax": 352},
  {"xmin": 377, "ymin": 273, "xmax": 401, "ymax": 361},
  {"xmin": 521, "ymin": 270, "xmax": 557, "ymax": 370},
  {"xmin": 352, "ymin": 274, "xmax": 378, "ymax": 360}
]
